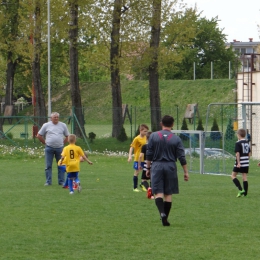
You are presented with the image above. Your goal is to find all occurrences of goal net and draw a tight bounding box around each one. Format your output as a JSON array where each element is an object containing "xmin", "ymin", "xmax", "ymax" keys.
[{"xmin": 171, "ymin": 130, "xmax": 234, "ymax": 175}]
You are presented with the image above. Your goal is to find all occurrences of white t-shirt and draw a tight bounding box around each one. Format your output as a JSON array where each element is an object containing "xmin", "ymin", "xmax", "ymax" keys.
[{"xmin": 38, "ymin": 121, "xmax": 69, "ymax": 148}]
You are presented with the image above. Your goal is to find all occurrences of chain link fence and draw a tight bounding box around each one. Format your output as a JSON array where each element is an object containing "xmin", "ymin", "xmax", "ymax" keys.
[{"xmin": 1, "ymin": 103, "xmax": 259, "ymax": 166}]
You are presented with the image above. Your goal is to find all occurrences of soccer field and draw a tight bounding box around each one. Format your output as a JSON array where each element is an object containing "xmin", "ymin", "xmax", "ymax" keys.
[{"xmin": 1, "ymin": 155, "xmax": 260, "ymax": 259}]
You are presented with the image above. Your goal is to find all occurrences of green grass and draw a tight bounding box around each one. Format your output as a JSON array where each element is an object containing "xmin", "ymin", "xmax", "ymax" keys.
[{"xmin": 1, "ymin": 155, "xmax": 260, "ymax": 259}]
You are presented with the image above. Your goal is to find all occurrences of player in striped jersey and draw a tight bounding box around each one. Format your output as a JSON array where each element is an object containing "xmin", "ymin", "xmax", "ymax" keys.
[{"xmin": 231, "ymin": 128, "xmax": 250, "ymax": 197}]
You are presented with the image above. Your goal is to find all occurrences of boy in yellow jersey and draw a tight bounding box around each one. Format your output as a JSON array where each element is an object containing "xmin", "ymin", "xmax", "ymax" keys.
[
  {"xmin": 58, "ymin": 151, "xmax": 92, "ymax": 191},
  {"xmin": 128, "ymin": 124, "xmax": 149, "ymax": 192},
  {"xmin": 59, "ymin": 134, "xmax": 92, "ymax": 194}
]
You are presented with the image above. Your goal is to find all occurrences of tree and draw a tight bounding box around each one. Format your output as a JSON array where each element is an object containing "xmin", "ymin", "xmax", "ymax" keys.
[
  {"xmin": 180, "ymin": 118, "xmax": 189, "ymax": 141},
  {"xmin": 67, "ymin": 0, "xmax": 87, "ymax": 138},
  {"xmin": 210, "ymin": 118, "xmax": 222, "ymax": 141},
  {"xmin": 0, "ymin": 0, "xmax": 20, "ymax": 108},
  {"xmin": 110, "ymin": 1, "xmax": 128, "ymax": 138},
  {"xmin": 163, "ymin": 15, "xmax": 237, "ymax": 80},
  {"xmin": 196, "ymin": 118, "xmax": 204, "ymax": 131},
  {"xmin": 225, "ymin": 118, "xmax": 235, "ymax": 140},
  {"xmin": 32, "ymin": 0, "xmax": 47, "ymax": 126},
  {"xmin": 149, "ymin": 0, "xmax": 161, "ymax": 131}
]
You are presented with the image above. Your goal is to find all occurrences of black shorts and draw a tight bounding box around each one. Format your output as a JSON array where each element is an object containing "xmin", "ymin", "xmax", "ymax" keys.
[
  {"xmin": 141, "ymin": 170, "xmax": 150, "ymax": 180},
  {"xmin": 151, "ymin": 161, "xmax": 179, "ymax": 195},
  {"xmin": 233, "ymin": 166, "xmax": 249, "ymax": 174}
]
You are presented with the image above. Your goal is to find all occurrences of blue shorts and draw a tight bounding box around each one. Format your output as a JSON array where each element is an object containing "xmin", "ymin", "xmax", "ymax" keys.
[
  {"xmin": 67, "ymin": 172, "xmax": 78, "ymax": 179},
  {"xmin": 133, "ymin": 161, "xmax": 144, "ymax": 170}
]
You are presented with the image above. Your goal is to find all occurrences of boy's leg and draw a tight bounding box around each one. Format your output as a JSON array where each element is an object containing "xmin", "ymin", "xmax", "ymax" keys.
[
  {"xmin": 63, "ymin": 175, "xmax": 68, "ymax": 188},
  {"xmin": 242, "ymin": 173, "xmax": 248, "ymax": 196},
  {"xmin": 133, "ymin": 171, "xmax": 139, "ymax": 191},
  {"xmin": 75, "ymin": 172, "xmax": 80, "ymax": 183},
  {"xmin": 231, "ymin": 171, "xmax": 245, "ymax": 197},
  {"xmin": 231, "ymin": 172, "xmax": 242, "ymax": 189},
  {"xmin": 133, "ymin": 162, "xmax": 140, "ymax": 191},
  {"xmin": 68, "ymin": 178, "xmax": 74, "ymax": 193},
  {"xmin": 140, "ymin": 170, "xmax": 149, "ymax": 191}
]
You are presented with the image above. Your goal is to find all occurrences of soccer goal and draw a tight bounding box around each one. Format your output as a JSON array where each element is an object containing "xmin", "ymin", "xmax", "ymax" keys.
[{"xmin": 171, "ymin": 130, "xmax": 232, "ymax": 175}]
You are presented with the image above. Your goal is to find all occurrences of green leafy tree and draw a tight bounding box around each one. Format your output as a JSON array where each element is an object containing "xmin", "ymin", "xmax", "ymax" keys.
[{"xmin": 163, "ymin": 16, "xmax": 237, "ymax": 80}]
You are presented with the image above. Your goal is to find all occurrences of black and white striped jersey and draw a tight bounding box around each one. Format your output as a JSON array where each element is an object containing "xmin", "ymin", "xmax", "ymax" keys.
[{"xmin": 234, "ymin": 139, "xmax": 250, "ymax": 167}]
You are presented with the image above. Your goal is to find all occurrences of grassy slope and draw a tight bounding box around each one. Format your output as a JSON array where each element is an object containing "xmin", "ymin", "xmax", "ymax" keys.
[{"xmin": 52, "ymin": 79, "xmax": 236, "ymax": 118}]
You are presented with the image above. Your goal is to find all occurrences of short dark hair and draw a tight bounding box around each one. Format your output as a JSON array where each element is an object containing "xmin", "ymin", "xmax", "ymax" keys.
[
  {"xmin": 161, "ymin": 115, "xmax": 174, "ymax": 127},
  {"xmin": 237, "ymin": 128, "xmax": 246, "ymax": 138}
]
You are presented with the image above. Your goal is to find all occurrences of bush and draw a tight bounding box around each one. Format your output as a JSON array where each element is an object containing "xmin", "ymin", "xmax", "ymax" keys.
[
  {"xmin": 6, "ymin": 132, "xmax": 13, "ymax": 140},
  {"xmin": 210, "ymin": 118, "xmax": 222, "ymax": 141},
  {"xmin": 88, "ymin": 132, "xmax": 96, "ymax": 143},
  {"xmin": 180, "ymin": 118, "xmax": 189, "ymax": 141},
  {"xmin": 196, "ymin": 118, "xmax": 204, "ymax": 131},
  {"xmin": 117, "ymin": 126, "xmax": 128, "ymax": 142},
  {"xmin": 225, "ymin": 118, "xmax": 235, "ymax": 140}
]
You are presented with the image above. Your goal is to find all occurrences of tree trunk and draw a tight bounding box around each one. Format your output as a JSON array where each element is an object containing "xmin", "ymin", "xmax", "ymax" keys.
[
  {"xmin": 32, "ymin": 0, "xmax": 47, "ymax": 126},
  {"xmin": 149, "ymin": 0, "xmax": 161, "ymax": 131},
  {"xmin": 5, "ymin": 53, "xmax": 16, "ymax": 107},
  {"xmin": 69, "ymin": 0, "xmax": 86, "ymax": 137},
  {"xmin": 4, "ymin": 0, "xmax": 19, "ymax": 109},
  {"xmin": 110, "ymin": 0, "xmax": 123, "ymax": 138}
]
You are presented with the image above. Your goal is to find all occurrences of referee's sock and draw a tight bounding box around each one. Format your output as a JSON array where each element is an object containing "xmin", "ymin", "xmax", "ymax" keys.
[
  {"xmin": 164, "ymin": 201, "xmax": 172, "ymax": 218},
  {"xmin": 155, "ymin": 197, "xmax": 165, "ymax": 215}
]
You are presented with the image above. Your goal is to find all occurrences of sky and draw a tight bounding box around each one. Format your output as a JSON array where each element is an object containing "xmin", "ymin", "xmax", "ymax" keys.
[{"xmin": 184, "ymin": 0, "xmax": 260, "ymax": 43}]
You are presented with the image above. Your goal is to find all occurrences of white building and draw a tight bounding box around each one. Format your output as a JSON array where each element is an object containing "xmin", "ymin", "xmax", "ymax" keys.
[{"xmin": 228, "ymin": 39, "xmax": 260, "ymax": 158}]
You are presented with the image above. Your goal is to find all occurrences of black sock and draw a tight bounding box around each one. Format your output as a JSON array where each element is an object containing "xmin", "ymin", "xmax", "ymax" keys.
[
  {"xmin": 243, "ymin": 181, "xmax": 248, "ymax": 195},
  {"xmin": 164, "ymin": 201, "xmax": 172, "ymax": 218},
  {"xmin": 133, "ymin": 176, "xmax": 138, "ymax": 189},
  {"xmin": 155, "ymin": 198, "xmax": 170, "ymax": 226},
  {"xmin": 233, "ymin": 178, "xmax": 242, "ymax": 190},
  {"xmin": 155, "ymin": 197, "xmax": 165, "ymax": 215},
  {"xmin": 141, "ymin": 181, "xmax": 149, "ymax": 190}
]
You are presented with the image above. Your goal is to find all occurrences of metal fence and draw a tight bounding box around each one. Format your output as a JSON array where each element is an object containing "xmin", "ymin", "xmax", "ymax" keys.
[{"xmin": 1, "ymin": 103, "xmax": 260, "ymax": 162}]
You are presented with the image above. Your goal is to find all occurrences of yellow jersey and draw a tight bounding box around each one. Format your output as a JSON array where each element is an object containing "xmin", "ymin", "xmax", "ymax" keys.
[
  {"xmin": 130, "ymin": 135, "xmax": 147, "ymax": 161},
  {"xmin": 61, "ymin": 144, "xmax": 84, "ymax": 172}
]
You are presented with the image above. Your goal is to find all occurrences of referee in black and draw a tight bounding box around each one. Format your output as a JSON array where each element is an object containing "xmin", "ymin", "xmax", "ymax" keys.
[{"xmin": 146, "ymin": 115, "xmax": 189, "ymax": 226}]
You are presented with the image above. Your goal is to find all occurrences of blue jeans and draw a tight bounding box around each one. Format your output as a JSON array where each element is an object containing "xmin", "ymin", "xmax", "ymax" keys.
[{"xmin": 45, "ymin": 146, "xmax": 64, "ymax": 185}]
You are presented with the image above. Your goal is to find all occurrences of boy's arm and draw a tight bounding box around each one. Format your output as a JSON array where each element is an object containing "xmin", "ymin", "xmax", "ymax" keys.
[
  {"xmin": 128, "ymin": 147, "xmax": 134, "ymax": 162},
  {"xmin": 138, "ymin": 152, "xmax": 144, "ymax": 170},
  {"xmin": 59, "ymin": 156, "xmax": 65, "ymax": 165},
  {"xmin": 82, "ymin": 155, "xmax": 93, "ymax": 165},
  {"xmin": 236, "ymin": 152, "xmax": 241, "ymax": 167}
]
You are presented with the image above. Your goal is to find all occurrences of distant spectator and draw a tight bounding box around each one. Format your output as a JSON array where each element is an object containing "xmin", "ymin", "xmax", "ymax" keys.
[{"xmin": 37, "ymin": 112, "xmax": 70, "ymax": 186}]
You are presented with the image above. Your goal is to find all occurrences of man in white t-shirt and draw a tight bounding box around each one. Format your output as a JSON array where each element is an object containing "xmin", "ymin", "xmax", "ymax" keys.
[{"xmin": 37, "ymin": 112, "xmax": 70, "ymax": 186}]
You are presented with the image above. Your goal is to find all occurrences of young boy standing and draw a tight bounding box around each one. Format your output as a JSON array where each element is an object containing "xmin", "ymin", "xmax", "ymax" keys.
[
  {"xmin": 231, "ymin": 128, "xmax": 250, "ymax": 197},
  {"xmin": 128, "ymin": 124, "xmax": 149, "ymax": 192},
  {"xmin": 59, "ymin": 134, "xmax": 92, "ymax": 194},
  {"xmin": 138, "ymin": 131, "xmax": 152, "ymax": 193}
]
